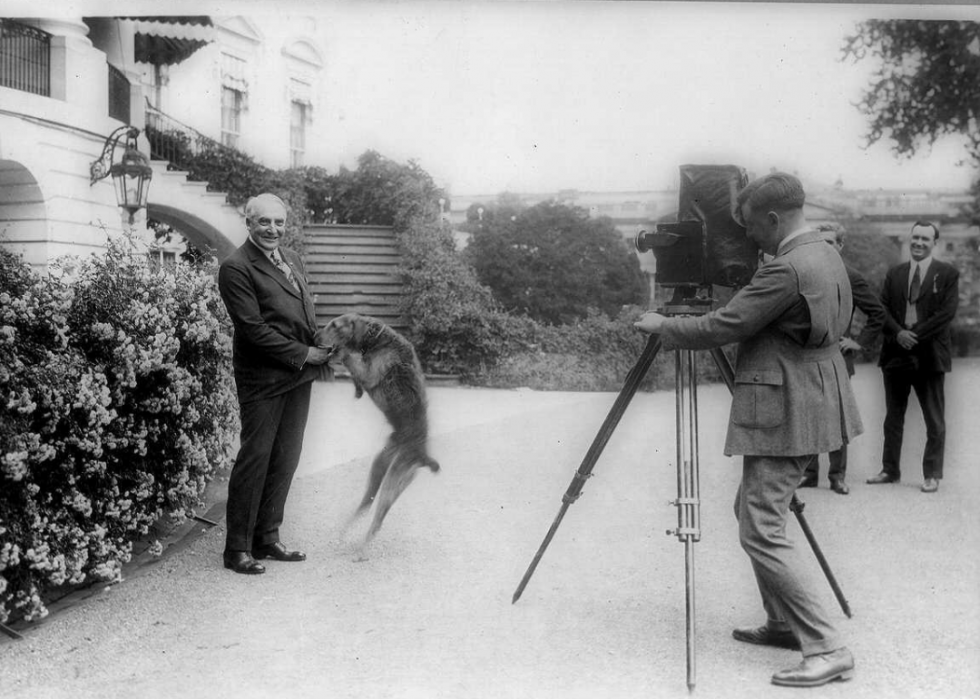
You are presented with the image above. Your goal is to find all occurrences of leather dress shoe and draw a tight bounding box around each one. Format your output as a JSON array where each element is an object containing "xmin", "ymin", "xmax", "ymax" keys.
[
  {"xmin": 798, "ymin": 475, "xmax": 818, "ymax": 489},
  {"xmin": 732, "ymin": 624, "xmax": 800, "ymax": 650},
  {"xmin": 829, "ymin": 478, "xmax": 850, "ymax": 495},
  {"xmin": 252, "ymin": 542, "xmax": 307, "ymax": 562},
  {"xmin": 921, "ymin": 478, "xmax": 939, "ymax": 493},
  {"xmin": 771, "ymin": 647, "xmax": 855, "ymax": 687},
  {"xmin": 866, "ymin": 471, "xmax": 900, "ymax": 485},
  {"xmin": 223, "ymin": 551, "xmax": 265, "ymax": 575}
]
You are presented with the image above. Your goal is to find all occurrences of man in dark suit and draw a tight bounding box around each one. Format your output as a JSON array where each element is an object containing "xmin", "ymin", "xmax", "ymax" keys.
[
  {"xmin": 868, "ymin": 220, "xmax": 959, "ymax": 493},
  {"xmin": 635, "ymin": 173, "xmax": 859, "ymax": 688},
  {"xmin": 218, "ymin": 193, "xmax": 331, "ymax": 575},
  {"xmin": 801, "ymin": 225, "xmax": 885, "ymax": 494}
]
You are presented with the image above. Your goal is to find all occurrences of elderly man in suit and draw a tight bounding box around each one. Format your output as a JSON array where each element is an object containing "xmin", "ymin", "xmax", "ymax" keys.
[
  {"xmin": 800, "ymin": 224, "xmax": 886, "ymax": 494},
  {"xmin": 867, "ymin": 220, "xmax": 959, "ymax": 493},
  {"xmin": 635, "ymin": 172, "xmax": 860, "ymax": 688},
  {"xmin": 218, "ymin": 193, "xmax": 331, "ymax": 575}
]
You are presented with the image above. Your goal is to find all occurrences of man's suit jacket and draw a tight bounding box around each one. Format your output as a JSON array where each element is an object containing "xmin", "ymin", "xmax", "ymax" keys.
[
  {"xmin": 878, "ymin": 258, "xmax": 959, "ymax": 373},
  {"xmin": 218, "ymin": 240, "xmax": 320, "ymax": 403},
  {"xmin": 842, "ymin": 263, "xmax": 886, "ymax": 376},
  {"xmin": 660, "ymin": 230, "xmax": 863, "ymax": 457}
]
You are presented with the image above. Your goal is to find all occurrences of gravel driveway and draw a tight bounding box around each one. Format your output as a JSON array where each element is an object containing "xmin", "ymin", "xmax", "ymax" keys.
[{"xmin": 2, "ymin": 360, "xmax": 978, "ymax": 699}]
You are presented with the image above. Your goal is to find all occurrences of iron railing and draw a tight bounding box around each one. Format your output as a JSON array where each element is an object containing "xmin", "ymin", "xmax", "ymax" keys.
[
  {"xmin": 107, "ymin": 63, "xmax": 131, "ymax": 123},
  {"xmin": 145, "ymin": 100, "xmax": 264, "ymax": 203},
  {"xmin": 145, "ymin": 101, "xmax": 236, "ymax": 172},
  {"xmin": 0, "ymin": 19, "xmax": 51, "ymax": 96}
]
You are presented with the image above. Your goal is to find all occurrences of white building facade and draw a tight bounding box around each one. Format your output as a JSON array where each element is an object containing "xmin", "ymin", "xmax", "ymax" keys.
[{"xmin": 0, "ymin": 14, "xmax": 335, "ymax": 268}]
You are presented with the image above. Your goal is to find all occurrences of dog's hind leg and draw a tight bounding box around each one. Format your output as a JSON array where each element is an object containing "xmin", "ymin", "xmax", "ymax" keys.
[
  {"xmin": 342, "ymin": 445, "xmax": 393, "ymax": 538},
  {"xmin": 363, "ymin": 449, "xmax": 419, "ymax": 544}
]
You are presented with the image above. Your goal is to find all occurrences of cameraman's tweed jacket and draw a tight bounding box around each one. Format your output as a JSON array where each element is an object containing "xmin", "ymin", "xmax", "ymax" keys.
[{"xmin": 660, "ymin": 229, "xmax": 863, "ymax": 457}]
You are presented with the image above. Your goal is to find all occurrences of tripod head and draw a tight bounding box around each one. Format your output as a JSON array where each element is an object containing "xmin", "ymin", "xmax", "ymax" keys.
[{"xmin": 658, "ymin": 285, "xmax": 715, "ymax": 318}]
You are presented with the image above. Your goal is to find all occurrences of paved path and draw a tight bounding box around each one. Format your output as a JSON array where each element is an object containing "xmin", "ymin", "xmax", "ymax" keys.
[{"xmin": 2, "ymin": 360, "xmax": 979, "ymax": 699}]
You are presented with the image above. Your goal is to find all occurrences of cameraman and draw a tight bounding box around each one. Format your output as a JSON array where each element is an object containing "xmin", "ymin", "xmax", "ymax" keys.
[{"xmin": 635, "ymin": 172, "xmax": 860, "ymax": 688}]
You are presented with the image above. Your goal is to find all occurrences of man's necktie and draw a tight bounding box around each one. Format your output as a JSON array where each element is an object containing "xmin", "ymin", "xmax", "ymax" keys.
[
  {"xmin": 905, "ymin": 263, "xmax": 921, "ymax": 327},
  {"xmin": 271, "ymin": 249, "xmax": 300, "ymax": 292}
]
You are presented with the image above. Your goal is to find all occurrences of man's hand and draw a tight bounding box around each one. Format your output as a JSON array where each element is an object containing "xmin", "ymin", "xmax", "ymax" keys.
[
  {"xmin": 634, "ymin": 311, "xmax": 667, "ymax": 334},
  {"xmin": 896, "ymin": 329, "xmax": 918, "ymax": 350},
  {"xmin": 839, "ymin": 337, "xmax": 862, "ymax": 353},
  {"xmin": 305, "ymin": 346, "xmax": 332, "ymax": 366}
]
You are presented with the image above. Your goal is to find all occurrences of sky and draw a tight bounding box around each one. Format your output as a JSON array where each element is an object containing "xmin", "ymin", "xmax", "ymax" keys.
[
  {"xmin": 312, "ymin": 1, "xmax": 980, "ymax": 195},
  {"xmin": 13, "ymin": 1, "xmax": 980, "ymax": 196}
]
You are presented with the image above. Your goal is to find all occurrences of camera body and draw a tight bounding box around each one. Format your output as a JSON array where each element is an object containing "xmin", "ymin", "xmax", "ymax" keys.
[{"xmin": 636, "ymin": 164, "xmax": 759, "ymax": 290}]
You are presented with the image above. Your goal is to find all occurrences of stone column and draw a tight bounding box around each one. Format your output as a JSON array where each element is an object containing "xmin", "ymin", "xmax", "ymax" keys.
[{"xmin": 31, "ymin": 17, "xmax": 108, "ymax": 116}]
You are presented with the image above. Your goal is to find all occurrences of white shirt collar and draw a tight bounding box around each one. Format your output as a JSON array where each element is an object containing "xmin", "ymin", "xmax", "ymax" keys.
[
  {"xmin": 248, "ymin": 237, "xmax": 283, "ymax": 263},
  {"xmin": 775, "ymin": 226, "xmax": 813, "ymax": 255},
  {"xmin": 909, "ymin": 255, "xmax": 933, "ymax": 280}
]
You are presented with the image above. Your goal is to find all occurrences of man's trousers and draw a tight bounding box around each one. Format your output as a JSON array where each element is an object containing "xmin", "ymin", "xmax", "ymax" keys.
[
  {"xmin": 881, "ymin": 369, "xmax": 946, "ymax": 480},
  {"xmin": 225, "ymin": 381, "xmax": 313, "ymax": 553},
  {"xmin": 735, "ymin": 455, "xmax": 843, "ymax": 657}
]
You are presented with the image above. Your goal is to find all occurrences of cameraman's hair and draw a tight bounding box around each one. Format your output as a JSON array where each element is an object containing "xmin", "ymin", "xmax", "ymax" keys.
[
  {"xmin": 736, "ymin": 172, "xmax": 805, "ymax": 214},
  {"xmin": 245, "ymin": 193, "xmax": 288, "ymax": 221},
  {"xmin": 911, "ymin": 219, "xmax": 940, "ymax": 240}
]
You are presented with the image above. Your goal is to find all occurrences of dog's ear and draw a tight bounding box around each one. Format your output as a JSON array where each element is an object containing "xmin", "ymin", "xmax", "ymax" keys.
[{"xmin": 350, "ymin": 314, "xmax": 367, "ymax": 345}]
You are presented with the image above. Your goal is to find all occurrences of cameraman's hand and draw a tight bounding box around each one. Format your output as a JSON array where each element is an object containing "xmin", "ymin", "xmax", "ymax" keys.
[
  {"xmin": 305, "ymin": 346, "xmax": 332, "ymax": 366},
  {"xmin": 839, "ymin": 337, "xmax": 861, "ymax": 353},
  {"xmin": 634, "ymin": 311, "xmax": 667, "ymax": 334}
]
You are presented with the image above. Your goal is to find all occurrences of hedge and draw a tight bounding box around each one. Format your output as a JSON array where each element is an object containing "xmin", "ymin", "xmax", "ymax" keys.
[{"xmin": 0, "ymin": 239, "xmax": 238, "ymax": 624}]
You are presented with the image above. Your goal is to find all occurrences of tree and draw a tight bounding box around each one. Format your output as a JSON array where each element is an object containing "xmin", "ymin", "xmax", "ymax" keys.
[
  {"xmin": 464, "ymin": 200, "xmax": 649, "ymax": 325},
  {"xmin": 328, "ymin": 150, "xmax": 448, "ymax": 229},
  {"xmin": 842, "ymin": 20, "xmax": 980, "ymax": 214}
]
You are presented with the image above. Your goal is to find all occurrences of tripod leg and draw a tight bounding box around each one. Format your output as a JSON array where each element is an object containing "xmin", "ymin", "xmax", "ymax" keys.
[
  {"xmin": 708, "ymin": 347, "xmax": 852, "ymax": 617},
  {"xmin": 512, "ymin": 334, "xmax": 663, "ymax": 604},
  {"xmin": 670, "ymin": 349, "xmax": 701, "ymax": 691}
]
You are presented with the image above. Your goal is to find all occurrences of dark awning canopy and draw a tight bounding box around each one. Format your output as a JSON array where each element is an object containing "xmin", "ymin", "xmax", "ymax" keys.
[
  {"xmin": 135, "ymin": 33, "xmax": 209, "ymax": 65},
  {"xmin": 128, "ymin": 16, "xmax": 213, "ymax": 66}
]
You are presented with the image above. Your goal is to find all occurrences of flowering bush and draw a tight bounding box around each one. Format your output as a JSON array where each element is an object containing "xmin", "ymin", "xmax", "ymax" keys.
[{"xmin": 0, "ymin": 239, "xmax": 238, "ymax": 624}]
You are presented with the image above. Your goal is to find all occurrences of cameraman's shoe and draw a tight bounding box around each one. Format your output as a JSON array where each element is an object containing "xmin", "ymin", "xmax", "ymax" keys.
[
  {"xmin": 732, "ymin": 624, "xmax": 800, "ymax": 650},
  {"xmin": 771, "ymin": 648, "xmax": 855, "ymax": 687},
  {"xmin": 829, "ymin": 478, "xmax": 849, "ymax": 495}
]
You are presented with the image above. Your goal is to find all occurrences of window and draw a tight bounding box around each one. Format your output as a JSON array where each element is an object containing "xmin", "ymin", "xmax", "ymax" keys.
[
  {"xmin": 220, "ymin": 53, "xmax": 248, "ymax": 148},
  {"xmin": 290, "ymin": 100, "xmax": 307, "ymax": 167},
  {"xmin": 288, "ymin": 78, "xmax": 312, "ymax": 167},
  {"xmin": 221, "ymin": 87, "xmax": 243, "ymax": 148}
]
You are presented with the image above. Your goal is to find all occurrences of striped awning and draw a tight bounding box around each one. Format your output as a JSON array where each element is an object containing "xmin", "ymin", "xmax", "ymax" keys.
[{"xmin": 128, "ymin": 16, "xmax": 213, "ymax": 66}]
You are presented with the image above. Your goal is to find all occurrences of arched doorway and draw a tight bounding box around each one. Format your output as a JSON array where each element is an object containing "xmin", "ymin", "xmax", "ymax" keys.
[{"xmin": 146, "ymin": 202, "xmax": 238, "ymax": 261}]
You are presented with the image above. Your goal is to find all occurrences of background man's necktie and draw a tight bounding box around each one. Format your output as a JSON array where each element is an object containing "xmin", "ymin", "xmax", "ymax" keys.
[
  {"xmin": 905, "ymin": 263, "xmax": 921, "ymax": 327},
  {"xmin": 272, "ymin": 249, "xmax": 300, "ymax": 292}
]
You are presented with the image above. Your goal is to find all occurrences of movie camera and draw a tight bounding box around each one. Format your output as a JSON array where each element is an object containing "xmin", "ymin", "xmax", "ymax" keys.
[{"xmin": 634, "ymin": 164, "xmax": 759, "ymax": 313}]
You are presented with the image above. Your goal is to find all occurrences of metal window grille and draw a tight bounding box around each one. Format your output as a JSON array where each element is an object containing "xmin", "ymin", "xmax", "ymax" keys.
[
  {"xmin": 0, "ymin": 19, "xmax": 51, "ymax": 96},
  {"xmin": 107, "ymin": 63, "xmax": 131, "ymax": 123}
]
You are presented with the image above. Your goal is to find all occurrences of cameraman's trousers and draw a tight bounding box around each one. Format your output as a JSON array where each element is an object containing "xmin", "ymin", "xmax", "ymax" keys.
[{"xmin": 735, "ymin": 454, "xmax": 843, "ymax": 657}]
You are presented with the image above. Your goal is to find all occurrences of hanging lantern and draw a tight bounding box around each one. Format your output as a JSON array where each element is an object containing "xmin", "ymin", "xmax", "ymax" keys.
[{"xmin": 90, "ymin": 126, "xmax": 153, "ymax": 224}]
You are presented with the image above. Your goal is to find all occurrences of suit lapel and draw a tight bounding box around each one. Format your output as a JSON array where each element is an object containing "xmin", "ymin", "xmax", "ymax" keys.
[
  {"xmin": 918, "ymin": 262, "xmax": 939, "ymax": 301},
  {"xmin": 246, "ymin": 242, "xmax": 302, "ymax": 299},
  {"xmin": 896, "ymin": 261, "xmax": 911, "ymax": 316}
]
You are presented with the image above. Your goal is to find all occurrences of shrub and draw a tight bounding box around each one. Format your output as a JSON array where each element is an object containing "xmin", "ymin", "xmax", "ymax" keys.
[
  {"xmin": 477, "ymin": 308, "xmax": 667, "ymax": 391},
  {"xmin": 0, "ymin": 240, "xmax": 238, "ymax": 624},
  {"xmin": 397, "ymin": 215, "xmax": 509, "ymax": 378}
]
